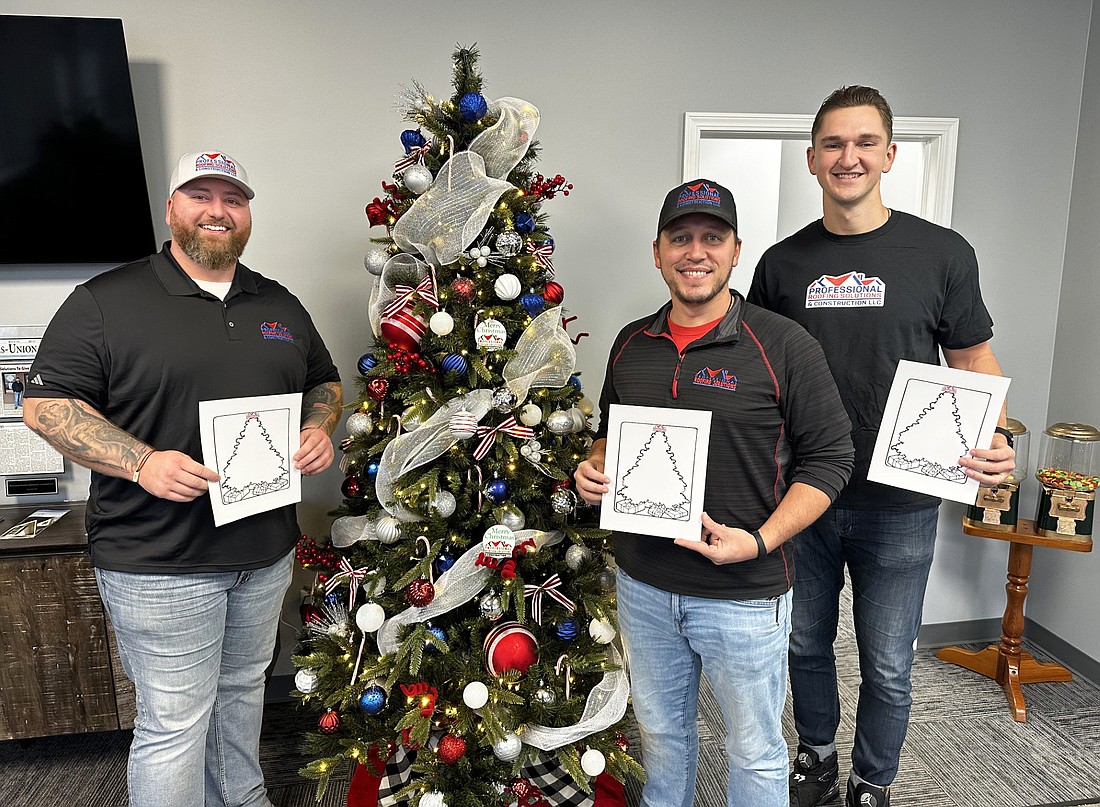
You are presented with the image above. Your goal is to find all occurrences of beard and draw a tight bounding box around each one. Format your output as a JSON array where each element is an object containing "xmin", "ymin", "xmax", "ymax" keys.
[{"xmin": 169, "ymin": 213, "xmax": 251, "ymax": 272}]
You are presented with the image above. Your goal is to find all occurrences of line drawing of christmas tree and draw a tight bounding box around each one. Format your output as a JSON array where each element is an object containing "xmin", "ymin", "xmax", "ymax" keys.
[
  {"xmin": 613, "ymin": 422, "xmax": 694, "ymax": 520},
  {"xmin": 217, "ymin": 409, "xmax": 291, "ymax": 504},
  {"xmin": 885, "ymin": 382, "xmax": 984, "ymax": 483}
]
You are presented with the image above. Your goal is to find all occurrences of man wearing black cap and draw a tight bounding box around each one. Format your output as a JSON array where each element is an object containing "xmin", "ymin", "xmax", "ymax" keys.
[
  {"xmin": 574, "ymin": 179, "xmax": 854, "ymax": 807},
  {"xmin": 24, "ymin": 150, "xmax": 342, "ymax": 807}
]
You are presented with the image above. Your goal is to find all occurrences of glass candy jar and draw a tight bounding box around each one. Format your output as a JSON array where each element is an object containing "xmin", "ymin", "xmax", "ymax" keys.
[
  {"xmin": 965, "ymin": 418, "xmax": 1029, "ymax": 531},
  {"xmin": 1034, "ymin": 422, "xmax": 1100, "ymax": 538}
]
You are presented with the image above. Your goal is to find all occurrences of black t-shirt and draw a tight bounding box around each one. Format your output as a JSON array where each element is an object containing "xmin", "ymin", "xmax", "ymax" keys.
[
  {"xmin": 26, "ymin": 245, "xmax": 341, "ymax": 572},
  {"xmin": 748, "ymin": 211, "xmax": 994, "ymax": 510}
]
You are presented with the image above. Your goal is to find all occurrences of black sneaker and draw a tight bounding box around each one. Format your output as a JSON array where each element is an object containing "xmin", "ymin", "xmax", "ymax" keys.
[
  {"xmin": 790, "ymin": 744, "xmax": 840, "ymax": 806},
  {"xmin": 846, "ymin": 778, "xmax": 890, "ymax": 807}
]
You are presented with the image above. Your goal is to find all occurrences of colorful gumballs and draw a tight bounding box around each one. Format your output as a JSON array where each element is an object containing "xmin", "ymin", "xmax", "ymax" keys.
[
  {"xmin": 406, "ymin": 578, "xmax": 436, "ymax": 608},
  {"xmin": 441, "ymin": 352, "xmax": 468, "ymax": 375},
  {"xmin": 543, "ymin": 281, "xmax": 564, "ymax": 305},
  {"xmin": 359, "ymin": 684, "xmax": 387, "ymax": 715},
  {"xmin": 437, "ymin": 733, "xmax": 467, "ymax": 764},
  {"xmin": 318, "ymin": 709, "xmax": 341, "ymax": 734},
  {"xmin": 484, "ymin": 621, "xmax": 539, "ymax": 676},
  {"xmin": 357, "ymin": 353, "xmax": 378, "ymax": 375}
]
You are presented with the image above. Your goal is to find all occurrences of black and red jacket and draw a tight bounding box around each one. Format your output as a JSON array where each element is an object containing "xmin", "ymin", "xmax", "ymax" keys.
[{"xmin": 595, "ymin": 291, "xmax": 854, "ymax": 599}]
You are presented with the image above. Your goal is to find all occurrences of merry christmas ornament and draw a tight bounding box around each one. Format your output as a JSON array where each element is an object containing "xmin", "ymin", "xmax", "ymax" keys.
[{"xmin": 474, "ymin": 318, "xmax": 507, "ymax": 351}]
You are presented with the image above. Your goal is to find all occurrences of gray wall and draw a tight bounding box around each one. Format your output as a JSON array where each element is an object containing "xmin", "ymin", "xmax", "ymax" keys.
[{"xmin": 1, "ymin": 0, "xmax": 1093, "ymax": 672}]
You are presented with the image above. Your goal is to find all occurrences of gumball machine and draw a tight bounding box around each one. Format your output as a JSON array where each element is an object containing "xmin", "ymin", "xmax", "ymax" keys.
[
  {"xmin": 965, "ymin": 418, "xmax": 1029, "ymax": 531},
  {"xmin": 1034, "ymin": 422, "xmax": 1100, "ymax": 538}
]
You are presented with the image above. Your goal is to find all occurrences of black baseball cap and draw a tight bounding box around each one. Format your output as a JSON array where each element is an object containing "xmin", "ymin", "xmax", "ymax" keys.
[{"xmin": 657, "ymin": 179, "xmax": 738, "ymax": 237}]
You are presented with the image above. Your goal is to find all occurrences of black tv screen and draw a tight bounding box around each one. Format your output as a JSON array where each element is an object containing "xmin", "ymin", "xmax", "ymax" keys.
[{"xmin": 0, "ymin": 15, "xmax": 156, "ymax": 265}]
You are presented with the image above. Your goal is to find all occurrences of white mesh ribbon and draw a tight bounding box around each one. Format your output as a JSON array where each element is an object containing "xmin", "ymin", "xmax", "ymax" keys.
[
  {"xmin": 376, "ymin": 529, "xmax": 564, "ymax": 655},
  {"xmin": 330, "ymin": 514, "xmax": 380, "ymax": 549},
  {"xmin": 391, "ymin": 151, "xmax": 512, "ymax": 266},
  {"xmin": 375, "ymin": 388, "xmax": 493, "ymax": 522},
  {"xmin": 522, "ymin": 645, "xmax": 630, "ymax": 751},
  {"xmin": 502, "ymin": 307, "xmax": 577, "ymax": 401},
  {"xmin": 368, "ymin": 253, "xmax": 433, "ymax": 338},
  {"xmin": 469, "ymin": 97, "xmax": 541, "ymax": 180}
]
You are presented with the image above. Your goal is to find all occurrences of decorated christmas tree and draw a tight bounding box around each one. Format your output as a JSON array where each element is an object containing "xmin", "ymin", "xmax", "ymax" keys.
[{"xmin": 292, "ymin": 47, "xmax": 641, "ymax": 807}]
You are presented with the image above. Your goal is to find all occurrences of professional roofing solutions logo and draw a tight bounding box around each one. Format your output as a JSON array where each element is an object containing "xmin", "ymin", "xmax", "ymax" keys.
[
  {"xmin": 260, "ymin": 321, "xmax": 294, "ymax": 342},
  {"xmin": 676, "ymin": 181, "xmax": 722, "ymax": 209},
  {"xmin": 693, "ymin": 366, "xmax": 738, "ymax": 391},
  {"xmin": 805, "ymin": 272, "xmax": 886, "ymax": 308},
  {"xmin": 194, "ymin": 152, "xmax": 239, "ymax": 179}
]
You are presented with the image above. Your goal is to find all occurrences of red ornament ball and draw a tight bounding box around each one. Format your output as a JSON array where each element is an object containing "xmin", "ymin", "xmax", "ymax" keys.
[
  {"xmin": 615, "ymin": 732, "xmax": 630, "ymax": 751},
  {"xmin": 543, "ymin": 281, "xmax": 564, "ymax": 305},
  {"xmin": 484, "ymin": 621, "xmax": 539, "ymax": 677},
  {"xmin": 318, "ymin": 709, "xmax": 341, "ymax": 734},
  {"xmin": 451, "ymin": 276, "xmax": 476, "ymax": 301},
  {"xmin": 437, "ymin": 733, "xmax": 467, "ymax": 764},
  {"xmin": 381, "ymin": 306, "xmax": 427, "ymax": 351},
  {"xmin": 405, "ymin": 578, "xmax": 436, "ymax": 608},
  {"xmin": 367, "ymin": 377, "xmax": 389, "ymax": 401},
  {"xmin": 341, "ymin": 475, "xmax": 361, "ymax": 498},
  {"xmin": 300, "ymin": 603, "xmax": 323, "ymax": 625},
  {"xmin": 511, "ymin": 778, "xmax": 532, "ymax": 798}
]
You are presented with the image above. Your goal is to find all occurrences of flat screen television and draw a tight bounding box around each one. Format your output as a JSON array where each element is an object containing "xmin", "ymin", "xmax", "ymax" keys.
[{"xmin": 0, "ymin": 14, "xmax": 156, "ymax": 265}]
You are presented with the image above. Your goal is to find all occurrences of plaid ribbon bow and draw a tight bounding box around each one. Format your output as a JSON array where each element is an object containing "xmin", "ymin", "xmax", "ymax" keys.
[
  {"xmin": 325, "ymin": 558, "xmax": 371, "ymax": 610},
  {"xmin": 523, "ymin": 574, "xmax": 576, "ymax": 625},
  {"xmin": 382, "ymin": 275, "xmax": 439, "ymax": 318},
  {"xmin": 394, "ymin": 142, "xmax": 434, "ymax": 172},
  {"xmin": 474, "ymin": 416, "xmax": 535, "ymax": 461},
  {"xmin": 526, "ymin": 241, "xmax": 555, "ymax": 277}
]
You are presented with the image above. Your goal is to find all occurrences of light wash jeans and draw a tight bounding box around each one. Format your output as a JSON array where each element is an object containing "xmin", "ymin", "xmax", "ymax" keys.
[
  {"xmin": 616, "ymin": 568, "xmax": 792, "ymax": 807},
  {"xmin": 788, "ymin": 506, "xmax": 938, "ymax": 786},
  {"xmin": 96, "ymin": 550, "xmax": 293, "ymax": 807}
]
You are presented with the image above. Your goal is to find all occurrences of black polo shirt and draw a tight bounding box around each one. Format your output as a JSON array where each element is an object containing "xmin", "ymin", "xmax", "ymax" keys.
[{"xmin": 27, "ymin": 244, "xmax": 341, "ymax": 573}]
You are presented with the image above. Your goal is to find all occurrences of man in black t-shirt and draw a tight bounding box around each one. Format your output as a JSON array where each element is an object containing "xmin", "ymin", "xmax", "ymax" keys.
[
  {"xmin": 24, "ymin": 151, "xmax": 342, "ymax": 807},
  {"xmin": 749, "ymin": 87, "xmax": 1015, "ymax": 807}
]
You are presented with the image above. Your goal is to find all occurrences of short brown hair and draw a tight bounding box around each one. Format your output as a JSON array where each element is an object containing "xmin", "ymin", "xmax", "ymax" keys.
[{"xmin": 811, "ymin": 85, "xmax": 893, "ymax": 145}]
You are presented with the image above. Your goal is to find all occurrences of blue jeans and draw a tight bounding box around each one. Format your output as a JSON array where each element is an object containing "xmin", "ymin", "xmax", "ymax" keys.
[
  {"xmin": 788, "ymin": 507, "xmax": 938, "ymax": 786},
  {"xmin": 617, "ymin": 568, "xmax": 792, "ymax": 807},
  {"xmin": 96, "ymin": 550, "xmax": 293, "ymax": 807}
]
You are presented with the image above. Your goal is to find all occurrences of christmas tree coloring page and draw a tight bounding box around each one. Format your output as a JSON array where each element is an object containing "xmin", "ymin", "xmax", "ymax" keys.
[
  {"xmin": 600, "ymin": 403, "xmax": 712, "ymax": 540},
  {"xmin": 869, "ymin": 360, "xmax": 1009, "ymax": 505},
  {"xmin": 199, "ymin": 392, "xmax": 303, "ymax": 526}
]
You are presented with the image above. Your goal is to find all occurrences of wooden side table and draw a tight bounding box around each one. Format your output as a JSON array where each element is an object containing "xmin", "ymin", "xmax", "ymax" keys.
[{"xmin": 935, "ymin": 517, "xmax": 1092, "ymax": 722}]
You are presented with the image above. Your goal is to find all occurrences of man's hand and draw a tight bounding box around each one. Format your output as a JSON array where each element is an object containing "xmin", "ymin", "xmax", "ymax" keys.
[
  {"xmin": 295, "ymin": 427, "xmax": 335, "ymax": 476},
  {"xmin": 574, "ymin": 459, "xmax": 610, "ymax": 505},
  {"xmin": 674, "ymin": 512, "xmax": 758, "ymax": 565},
  {"xmin": 958, "ymin": 434, "xmax": 1016, "ymax": 488},
  {"xmin": 137, "ymin": 450, "xmax": 219, "ymax": 502}
]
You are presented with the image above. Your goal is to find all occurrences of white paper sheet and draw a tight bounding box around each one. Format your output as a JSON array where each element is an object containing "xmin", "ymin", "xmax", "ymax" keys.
[
  {"xmin": 199, "ymin": 393, "xmax": 302, "ymax": 527},
  {"xmin": 600, "ymin": 404, "xmax": 711, "ymax": 541},
  {"xmin": 868, "ymin": 360, "xmax": 1010, "ymax": 504}
]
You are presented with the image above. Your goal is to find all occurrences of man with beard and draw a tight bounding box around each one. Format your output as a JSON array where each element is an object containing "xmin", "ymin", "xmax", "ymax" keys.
[
  {"xmin": 23, "ymin": 151, "xmax": 342, "ymax": 807},
  {"xmin": 574, "ymin": 179, "xmax": 853, "ymax": 807}
]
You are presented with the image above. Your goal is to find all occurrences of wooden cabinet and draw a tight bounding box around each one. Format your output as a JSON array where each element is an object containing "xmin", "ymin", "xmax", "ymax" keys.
[{"xmin": 0, "ymin": 503, "xmax": 134, "ymax": 739}]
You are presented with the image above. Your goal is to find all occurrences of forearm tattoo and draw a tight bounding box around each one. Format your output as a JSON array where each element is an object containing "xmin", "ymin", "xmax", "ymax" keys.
[
  {"xmin": 26, "ymin": 399, "xmax": 151, "ymax": 478},
  {"xmin": 302, "ymin": 382, "xmax": 343, "ymax": 436}
]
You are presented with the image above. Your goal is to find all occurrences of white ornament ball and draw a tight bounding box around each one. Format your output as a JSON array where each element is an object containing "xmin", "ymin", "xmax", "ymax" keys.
[
  {"xmin": 449, "ymin": 409, "xmax": 479, "ymax": 440},
  {"xmin": 432, "ymin": 490, "xmax": 457, "ymax": 518},
  {"xmin": 492, "ymin": 732, "xmax": 523, "ymax": 762},
  {"xmin": 462, "ymin": 680, "xmax": 490, "ymax": 710},
  {"xmin": 346, "ymin": 412, "xmax": 373, "ymax": 437},
  {"xmin": 589, "ymin": 617, "xmax": 616, "ymax": 644},
  {"xmin": 327, "ymin": 620, "xmax": 350, "ymax": 639},
  {"xmin": 376, "ymin": 515, "xmax": 402, "ymax": 544},
  {"xmin": 477, "ymin": 256, "xmax": 488, "ymax": 268},
  {"xmin": 420, "ymin": 791, "xmax": 448, "ymax": 807},
  {"xmin": 494, "ymin": 273, "xmax": 522, "ymax": 301},
  {"xmin": 402, "ymin": 164, "xmax": 434, "ymax": 194},
  {"xmin": 546, "ymin": 410, "xmax": 574, "ymax": 435},
  {"xmin": 564, "ymin": 544, "xmax": 591, "ymax": 570},
  {"xmin": 429, "ymin": 310, "xmax": 455, "ymax": 336},
  {"xmin": 518, "ymin": 403, "xmax": 542, "ymax": 426},
  {"xmin": 500, "ymin": 505, "xmax": 526, "ymax": 531},
  {"xmin": 568, "ymin": 407, "xmax": 588, "ymax": 432},
  {"xmin": 580, "ymin": 748, "xmax": 606, "ymax": 777},
  {"xmin": 577, "ymin": 397, "xmax": 595, "ymax": 416},
  {"xmin": 469, "ymin": 247, "xmax": 481, "ymax": 260},
  {"xmin": 480, "ymin": 245, "xmax": 491, "ymax": 257},
  {"xmin": 355, "ymin": 602, "xmax": 386, "ymax": 633},
  {"xmin": 363, "ymin": 248, "xmax": 388, "ymax": 276},
  {"xmin": 294, "ymin": 668, "xmax": 319, "ymax": 694}
]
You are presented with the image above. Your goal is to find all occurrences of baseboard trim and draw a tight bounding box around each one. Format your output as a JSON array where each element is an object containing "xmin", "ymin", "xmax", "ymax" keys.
[
  {"xmin": 1024, "ymin": 618, "xmax": 1100, "ymax": 687},
  {"xmin": 917, "ymin": 618, "xmax": 1002, "ymax": 648}
]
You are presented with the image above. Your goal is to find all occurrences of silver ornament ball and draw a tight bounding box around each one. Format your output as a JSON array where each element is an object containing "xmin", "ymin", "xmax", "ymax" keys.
[
  {"xmin": 493, "ymin": 732, "xmax": 523, "ymax": 762},
  {"xmin": 346, "ymin": 412, "xmax": 373, "ymax": 437},
  {"xmin": 492, "ymin": 387, "xmax": 518, "ymax": 412},
  {"xmin": 376, "ymin": 515, "xmax": 402, "ymax": 544},
  {"xmin": 432, "ymin": 490, "xmax": 457, "ymax": 518},
  {"xmin": 363, "ymin": 248, "xmax": 388, "ymax": 276},
  {"xmin": 518, "ymin": 403, "xmax": 542, "ymax": 426},
  {"xmin": 546, "ymin": 410, "xmax": 574, "ymax": 435},
  {"xmin": 500, "ymin": 505, "xmax": 526, "ymax": 531},
  {"xmin": 402, "ymin": 164, "xmax": 434, "ymax": 194},
  {"xmin": 551, "ymin": 488, "xmax": 577, "ymax": 514},
  {"xmin": 564, "ymin": 544, "xmax": 591, "ymax": 570},
  {"xmin": 533, "ymin": 685, "xmax": 556, "ymax": 704},
  {"xmin": 494, "ymin": 228, "xmax": 523, "ymax": 257},
  {"xmin": 479, "ymin": 591, "xmax": 504, "ymax": 621}
]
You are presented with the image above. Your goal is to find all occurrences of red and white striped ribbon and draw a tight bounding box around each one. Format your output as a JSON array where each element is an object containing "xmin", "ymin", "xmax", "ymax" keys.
[
  {"xmin": 523, "ymin": 574, "xmax": 576, "ymax": 625},
  {"xmin": 382, "ymin": 276, "xmax": 439, "ymax": 318},
  {"xmin": 526, "ymin": 241, "xmax": 555, "ymax": 276},
  {"xmin": 393, "ymin": 142, "xmax": 433, "ymax": 172},
  {"xmin": 473, "ymin": 416, "xmax": 535, "ymax": 461},
  {"xmin": 325, "ymin": 558, "xmax": 371, "ymax": 610}
]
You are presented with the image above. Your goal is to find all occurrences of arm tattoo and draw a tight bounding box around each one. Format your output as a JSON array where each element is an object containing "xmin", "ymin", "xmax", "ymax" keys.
[
  {"xmin": 26, "ymin": 399, "xmax": 152, "ymax": 479},
  {"xmin": 302, "ymin": 382, "xmax": 343, "ymax": 436}
]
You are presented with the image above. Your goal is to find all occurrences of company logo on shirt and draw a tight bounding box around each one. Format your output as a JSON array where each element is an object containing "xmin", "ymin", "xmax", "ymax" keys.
[
  {"xmin": 693, "ymin": 366, "xmax": 737, "ymax": 391},
  {"xmin": 260, "ymin": 321, "xmax": 294, "ymax": 342},
  {"xmin": 676, "ymin": 182, "xmax": 722, "ymax": 210},
  {"xmin": 805, "ymin": 272, "xmax": 886, "ymax": 308}
]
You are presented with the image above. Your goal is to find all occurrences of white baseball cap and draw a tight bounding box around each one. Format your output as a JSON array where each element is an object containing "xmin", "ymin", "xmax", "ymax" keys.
[{"xmin": 168, "ymin": 151, "xmax": 254, "ymax": 199}]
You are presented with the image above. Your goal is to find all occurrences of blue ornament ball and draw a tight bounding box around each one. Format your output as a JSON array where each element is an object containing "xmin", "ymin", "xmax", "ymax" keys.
[
  {"xmin": 325, "ymin": 591, "xmax": 341, "ymax": 607},
  {"xmin": 459, "ymin": 92, "xmax": 488, "ymax": 122},
  {"xmin": 400, "ymin": 128, "xmax": 426, "ymax": 153},
  {"xmin": 514, "ymin": 212, "xmax": 536, "ymax": 235},
  {"xmin": 357, "ymin": 353, "xmax": 378, "ymax": 375},
  {"xmin": 520, "ymin": 292, "xmax": 546, "ymax": 317},
  {"xmin": 441, "ymin": 352, "xmax": 469, "ymax": 375},
  {"xmin": 542, "ymin": 236, "xmax": 555, "ymax": 253},
  {"xmin": 555, "ymin": 619, "xmax": 579, "ymax": 641},
  {"xmin": 366, "ymin": 460, "xmax": 380, "ymax": 482},
  {"xmin": 485, "ymin": 479, "xmax": 509, "ymax": 504},
  {"xmin": 433, "ymin": 549, "xmax": 457, "ymax": 576},
  {"xmin": 426, "ymin": 624, "xmax": 447, "ymax": 654},
  {"xmin": 359, "ymin": 685, "xmax": 386, "ymax": 715},
  {"xmin": 569, "ymin": 374, "xmax": 583, "ymax": 391}
]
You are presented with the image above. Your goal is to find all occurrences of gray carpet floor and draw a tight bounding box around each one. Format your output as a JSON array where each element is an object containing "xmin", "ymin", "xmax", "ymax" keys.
[{"xmin": 2, "ymin": 585, "xmax": 1098, "ymax": 807}]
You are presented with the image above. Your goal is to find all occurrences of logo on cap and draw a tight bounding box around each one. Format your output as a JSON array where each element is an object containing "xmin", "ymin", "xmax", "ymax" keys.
[
  {"xmin": 194, "ymin": 152, "xmax": 239, "ymax": 179},
  {"xmin": 676, "ymin": 182, "xmax": 722, "ymax": 209}
]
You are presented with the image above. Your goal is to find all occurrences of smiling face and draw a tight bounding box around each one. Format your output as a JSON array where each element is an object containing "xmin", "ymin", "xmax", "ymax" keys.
[
  {"xmin": 166, "ymin": 177, "xmax": 252, "ymax": 274},
  {"xmin": 653, "ymin": 212, "xmax": 741, "ymax": 322},
  {"xmin": 808, "ymin": 104, "xmax": 897, "ymax": 213}
]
